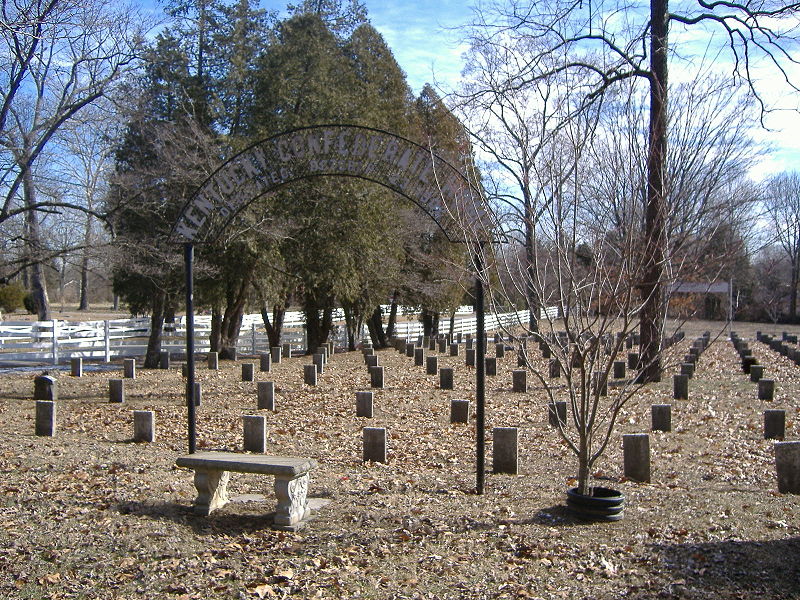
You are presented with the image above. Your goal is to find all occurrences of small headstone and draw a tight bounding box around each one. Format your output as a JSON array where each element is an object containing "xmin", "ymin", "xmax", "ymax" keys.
[
  {"xmin": 750, "ymin": 364, "xmax": 764, "ymax": 382},
  {"xmin": 363, "ymin": 427, "xmax": 387, "ymax": 463},
  {"xmin": 70, "ymin": 357, "xmax": 83, "ymax": 377},
  {"xmin": 680, "ymin": 362, "xmax": 694, "ymax": 378},
  {"xmin": 512, "ymin": 370, "xmax": 527, "ymax": 393},
  {"xmin": 623, "ymin": 433, "xmax": 650, "ymax": 483},
  {"xmin": 260, "ymin": 353, "xmax": 272, "ymax": 372},
  {"xmin": 133, "ymin": 410, "xmax": 155, "ymax": 442},
  {"xmin": 242, "ymin": 363, "xmax": 255, "ymax": 381},
  {"xmin": 450, "ymin": 399, "xmax": 470, "ymax": 424},
  {"xmin": 303, "ymin": 364, "xmax": 317, "ymax": 386},
  {"xmin": 548, "ymin": 401, "xmax": 566, "ymax": 427},
  {"xmin": 775, "ymin": 441, "xmax": 800, "ymax": 494},
  {"xmin": 159, "ymin": 351, "xmax": 170, "ymax": 370},
  {"xmin": 356, "ymin": 391, "xmax": 373, "ymax": 418},
  {"xmin": 208, "ymin": 352, "xmax": 219, "ymax": 370},
  {"xmin": 465, "ymin": 348, "xmax": 476, "ymax": 367},
  {"xmin": 466, "ymin": 338, "xmax": 474, "ymax": 350},
  {"xmin": 764, "ymin": 409, "xmax": 786, "ymax": 440},
  {"xmin": 438, "ymin": 339, "xmax": 447, "ymax": 353},
  {"xmin": 257, "ymin": 381, "xmax": 275, "ymax": 410},
  {"xmin": 405, "ymin": 344, "xmax": 415, "ymax": 358},
  {"xmin": 365, "ymin": 354, "xmax": 379, "ymax": 368},
  {"xmin": 651, "ymin": 404, "xmax": 672, "ymax": 432},
  {"xmin": 439, "ymin": 367, "xmax": 454, "ymax": 390},
  {"xmin": 123, "ymin": 358, "xmax": 136, "ymax": 379},
  {"xmin": 313, "ymin": 353, "xmax": 325, "ymax": 374},
  {"xmin": 495, "ymin": 343, "xmax": 505, "ymax": 359},
  {"xmin": 742, "ymin": 356, "xmax": 757, "ymax": 374},
  {"xmin": 243, "ymin": 415, "xmax": 267, "ymax": 453},
  {"xmin": 109, "ymin": 379, "xmax": 124, "ymax": 403},
  {"xmin": 493, "ymin": 427, "xmax": 518, "ymax": 474},
  {"xmin": 33, "ymin": 375, "xmax": 57, "ymax": 401},
  {"xmin": 613, "ymin": 361, "xmax": 626, "ymax": 379},
  {"xmin": 673, "ymin": 374, "xmax": 689, "ymax": 400},
  {"xmin": 426, "ymin": 355, "xmax": 438, "ymax": 375},
  {"xmin": 758, "ymin": 379, "xmax": 775, "ymax": 401},
  {"xmin": 271, "ymin": 346, "xmax": 282, "ymax": 364},
  {"xmin": 282, "ymin": 343, "xmax": 292, "ymax": 359},
  {"xmin": 35, "ymin": 400, "xmax": 56, "ymax": 437},
  {"xmin": 369, "ymin": 365, "xmax": 384, "ymax": 389},
  {"xmin": 485, "ymin": 357, "xmax": 497, "ymax": 376},
  {"xmin": 541, "ymin": 345, "xmax": 551, "ymax": 359},
  {"xmin": 194, "ymin": 382, "xmax": 202, "ymax": 407},
  {"xmin": 414, "ymin": 348, "xmax": 425, "ymax": 367},
  {"xmin": 548, "ymin": 359, "xmax": 560, "ymax": 379},
  {"xmin": 450, "ymin": 343, "xmax": 459, "ymax": 357},
  {"xmin": 627, "ymin": 352, "xmax": 639, "ymax": 371}
]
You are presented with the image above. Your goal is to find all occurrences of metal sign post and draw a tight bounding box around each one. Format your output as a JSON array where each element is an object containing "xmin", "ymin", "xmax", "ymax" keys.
[
  {"xmin": 475, "ymin": 246, "xmax": 486, "ymax": 494},
  {"xmin": 184, "ymin": 242, "xmax": 197, "ymax": 454}
]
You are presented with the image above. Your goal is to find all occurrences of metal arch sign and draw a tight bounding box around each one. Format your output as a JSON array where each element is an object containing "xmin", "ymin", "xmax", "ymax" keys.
[{"xmin": 170, "ymin": 124, "xmax": 489, "ymax": 243}]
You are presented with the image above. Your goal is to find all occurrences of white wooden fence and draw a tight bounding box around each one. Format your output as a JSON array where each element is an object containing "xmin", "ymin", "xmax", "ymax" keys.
[{"xmin": 0, "ymin": 306, "xmax": 550, "ymax": 365}]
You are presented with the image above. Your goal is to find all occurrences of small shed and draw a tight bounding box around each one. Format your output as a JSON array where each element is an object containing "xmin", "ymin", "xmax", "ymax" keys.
[{"xmin": 669, "ymin": 281, "xmax": 731, "ymax": 320}]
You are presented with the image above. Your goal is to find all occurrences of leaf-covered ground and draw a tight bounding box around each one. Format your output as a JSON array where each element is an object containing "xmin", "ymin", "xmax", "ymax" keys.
[{"xmin": 0, "ymin": 320, "xmax": 798, "ymax": 599}]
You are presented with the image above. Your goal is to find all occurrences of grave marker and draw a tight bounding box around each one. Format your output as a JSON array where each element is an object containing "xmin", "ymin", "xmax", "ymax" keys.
[
  {"xmin": 493, "ymin": 427, "xmax": 518, "ymax": 474},
  {"xmin": 133, "ymin": 410, "xmax": 155, "ymax": 442}
]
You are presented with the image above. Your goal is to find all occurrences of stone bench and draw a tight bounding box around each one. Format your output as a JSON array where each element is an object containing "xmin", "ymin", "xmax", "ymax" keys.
[{"xmin": 175, "ymin": 452, "xmax": 317, "ymax": 530}]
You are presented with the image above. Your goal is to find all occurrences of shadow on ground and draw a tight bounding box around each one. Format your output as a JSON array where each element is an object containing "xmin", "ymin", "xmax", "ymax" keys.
[{"xmin": 643, "ymin": 536, "xmax": 800, "ymax": 599}]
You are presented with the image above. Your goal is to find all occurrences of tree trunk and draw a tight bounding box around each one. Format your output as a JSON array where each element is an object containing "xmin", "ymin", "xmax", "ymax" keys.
[
  {"xmin": 22, "ymin": 166, "xmax": 50, "ymax": 321},
  {"xmin": 448, "ymin": 308, "xmax": 456, "ymax": 339},
  {"xmin": 261, "ymin": 303, "xmax": 286, "ymax": 348},
  {"xmin": 367, "ymin": 306, "xmax": 386, "ymax": 348},
  {"xmin": 144, "ymin": 291, "xmax": 165, "ymax": 368},
  {"xmin": 78, "ymin": 253, "xmax": 90, "ymax": 311},
  {"xmin": 210, "ymin": 307, "xmax": 222, "ymax": 353},
  {"xmin": 343, "ymin": 305, "xmax": 358, "ymax": 351},
  {"xmin": 639, "ymin": 0, "xmax": 669, "ymax": 383},
  {"xmin": 219, "ymin": 292, "xmax": 247, "ymax": 359},
  {"xmin": 78, "ymin": 214, "xmax": 93, "ymax": 311},
  {"xmin": 524, "ymin": 192, "xmax": 540, "ymax": 333},
  {"xmin": 386, "ymin": 291, "xmax": 399, "ymax": 339},
  {"xmin": 789, "ymin": 254, "xmax": 799, "ymax": 320},
  {"xmin": 305, "ymin": 296, "xmax": 334, "ymax": 353},
  {"xmin": 421, "ymin": 309, "xmax": 440, "ymax": 337},
  {"xmin": 304, "ymin": 295, "xmax": 321, "ymax": 354}
]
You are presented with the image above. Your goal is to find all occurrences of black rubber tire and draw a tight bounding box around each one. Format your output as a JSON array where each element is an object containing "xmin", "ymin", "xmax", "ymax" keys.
[{"xmin": 566, "ymin": 486, "xmax": 625, "ymax": 521}]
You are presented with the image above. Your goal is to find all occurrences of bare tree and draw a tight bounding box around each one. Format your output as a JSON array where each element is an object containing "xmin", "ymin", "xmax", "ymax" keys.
[
  {"xmin": 457, "ymin": 0, "xmax": 800, "ymax": 381},
  {"xmin": 0, "ymin": 0, "xmax": 152, "ymax": 319},
  {"xmin": 762, "ymin": 171, "xmax": 800, "ymax": 320}
]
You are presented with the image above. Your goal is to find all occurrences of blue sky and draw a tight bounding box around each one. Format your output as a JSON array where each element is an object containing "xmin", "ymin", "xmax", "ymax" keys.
[{"xmin": 139, "ymin": 0, "xmax": 798, "ymax": 180}]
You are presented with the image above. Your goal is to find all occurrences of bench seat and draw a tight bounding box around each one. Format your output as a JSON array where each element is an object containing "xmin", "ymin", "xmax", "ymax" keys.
[{"xmin": 176, "ymin": 451, "xmax": 317, "ymax": 529}]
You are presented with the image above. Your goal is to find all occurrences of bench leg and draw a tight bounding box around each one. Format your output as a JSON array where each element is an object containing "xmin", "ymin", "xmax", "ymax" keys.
[
  {"xmin": 193, "ymin": 469, "xmax": 230, "ymax": 515},
  {"xmin": 273, "ymin": 473, "xmax": 310, "ymax": 528}
]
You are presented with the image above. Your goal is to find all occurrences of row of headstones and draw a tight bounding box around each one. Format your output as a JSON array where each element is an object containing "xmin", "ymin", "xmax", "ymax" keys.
[
  {"xmin": 730, "ymin": 333, "xmax": 789, "ymax": 439},
  {"xmin": 671, "ymin": 332, "xmax": 710, "ymax": 400},
  {"xmin": 31, "ymin": 393, "xmax": 800, "ymax": 494},
  {"xmin": 731, "ymin": 333, "xmax": 778, "ymax": 401},
  {"xmin": 756, "ymin": 332, "xmax": 800, "ymax": 367}
]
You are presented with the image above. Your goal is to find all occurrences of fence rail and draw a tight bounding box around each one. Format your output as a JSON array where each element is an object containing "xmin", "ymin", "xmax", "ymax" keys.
[{"xmin": 0, "ymin": 306, "xmax": 551, "ymax": 365}]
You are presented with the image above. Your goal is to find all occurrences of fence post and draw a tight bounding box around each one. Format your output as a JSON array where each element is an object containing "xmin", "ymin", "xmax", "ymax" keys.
[
  {"xmin": 51, "ymin": 319, "xmax": 59, "ymax": 365},
  {"xmin": 104, "ymin": 320, "xmax": 111, "ymax": 362}
]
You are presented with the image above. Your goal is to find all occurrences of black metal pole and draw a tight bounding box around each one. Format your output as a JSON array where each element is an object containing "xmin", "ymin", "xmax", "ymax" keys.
[
  {"xmin": 475, "ymin": 247, "xmax": 486, "ymax": 494},
  {"xmin": 185, "ymin": 242, "xmax": 196, "ymax": 454}
]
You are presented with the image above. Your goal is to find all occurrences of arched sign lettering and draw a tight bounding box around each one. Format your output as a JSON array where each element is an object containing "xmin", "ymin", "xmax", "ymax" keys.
[{"xmin": 171, "ymin": 124, "xmax": 489, "ymax": 243}]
